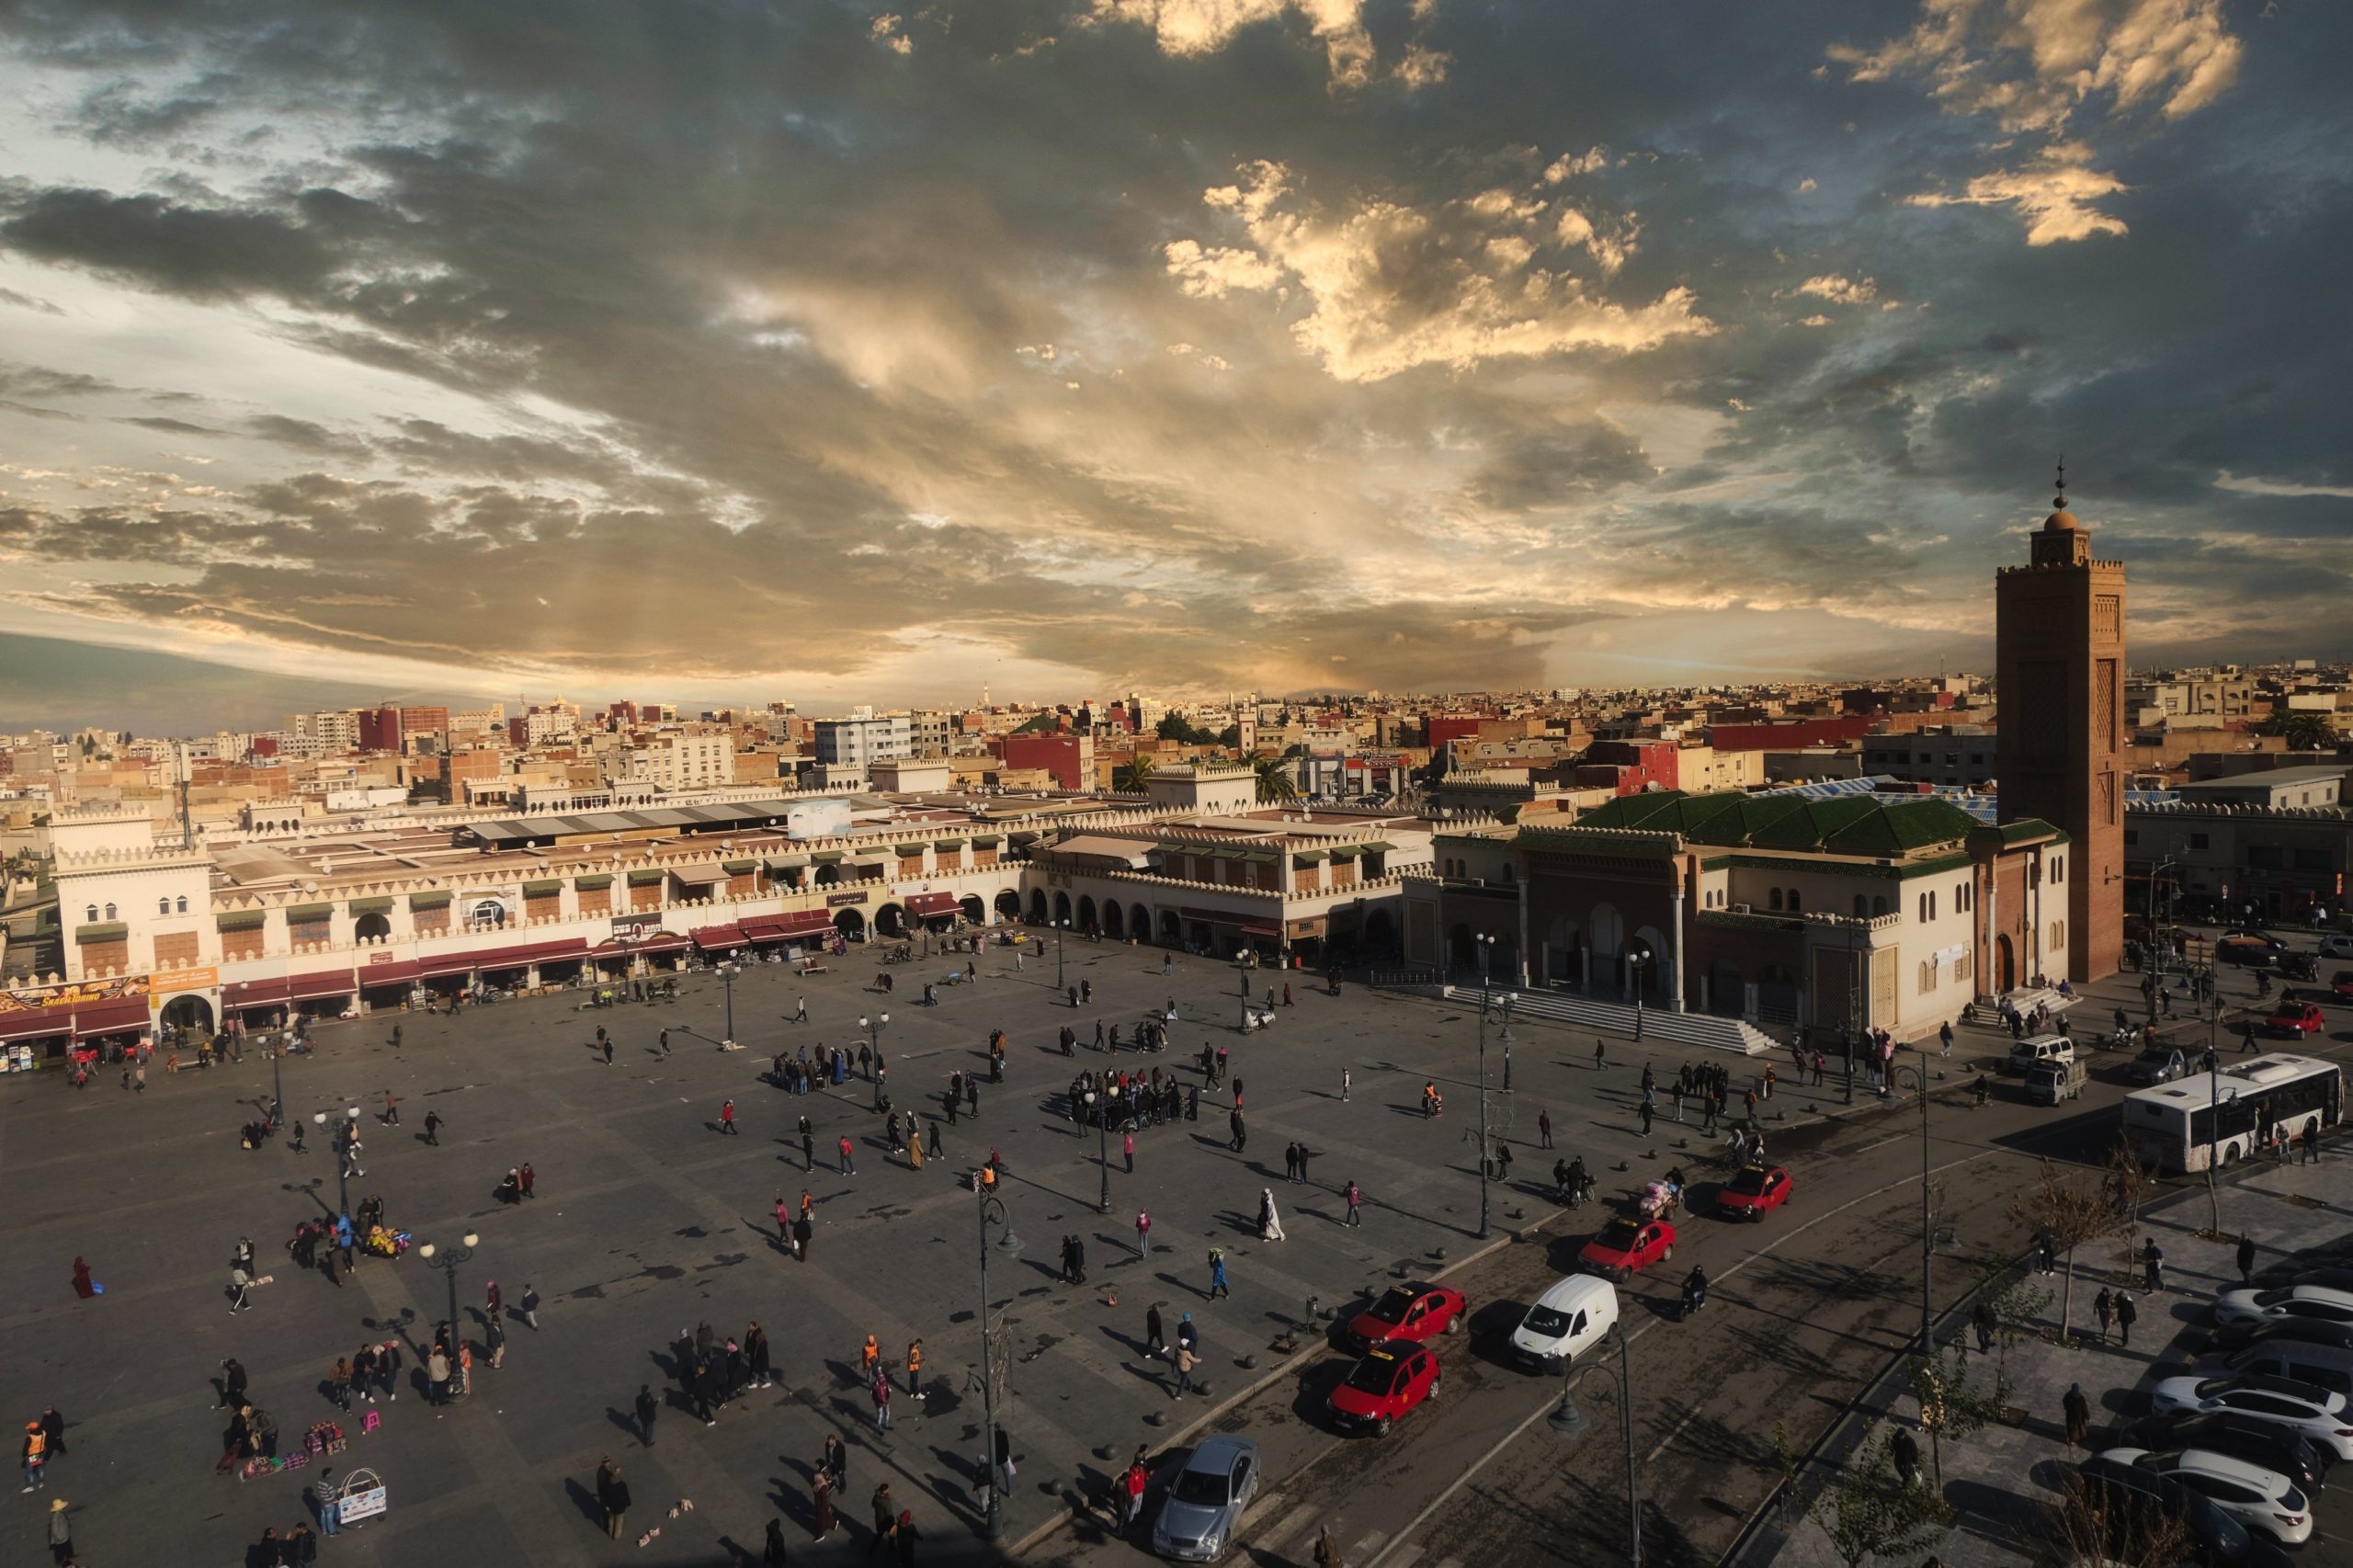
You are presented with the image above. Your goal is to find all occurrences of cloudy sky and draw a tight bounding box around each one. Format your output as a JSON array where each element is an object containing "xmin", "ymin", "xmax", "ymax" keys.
[{"xmin": 0, "ymin": 0, "xmax": 2347, "ymax": 729}]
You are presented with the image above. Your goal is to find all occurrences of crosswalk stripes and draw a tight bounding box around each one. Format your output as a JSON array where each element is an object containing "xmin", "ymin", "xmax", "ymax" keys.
[{"xmin": 1260, "ymin": 1499, "xmax": 1324, "ymax": 1553}]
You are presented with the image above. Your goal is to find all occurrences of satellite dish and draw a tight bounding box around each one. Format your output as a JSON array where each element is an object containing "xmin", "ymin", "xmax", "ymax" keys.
[{"xmin": 303, "ymin": 881, "xmax": 319, "ymax": 893}]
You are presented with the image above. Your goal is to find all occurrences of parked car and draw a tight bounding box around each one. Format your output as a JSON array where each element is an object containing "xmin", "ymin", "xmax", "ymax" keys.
[
  {"xmin": 2223, "ymin": 1338, "xmax": 2353, "ymax": 1399},
  {"xmin": 2214, "ymin": 1284, "xmax": 2353, "ymax": 1333},
  {"xmin": 2103, "ymin": 1448, "xmax": 2313, "ymax": 1545},
  {"xmin": 2006, "ymin": 1034, "xmax": 2077, "ymax": 1075},
  {"xmin": 2150, "ymin": 1374, "xmax": 2353, "ymax": 1460},
  {"xmin": 1326, "ymin": 1339, "xmax": 1438, "ymax": 1436},
  {"xmin": 2252, "ymin": 1265, "xmax": 2353, "ymax": 1296},
  {"xmin": 2026, "ymin": 1060, "xmax": 2086, "ymax": 1105},
  {"xmin": 2321, "ymin": 935, "xmax": 2353, "ymax": 960},
  {"xmin": 2128, "ymin": 1045, "xmax": 2190, "ymax": 1085},
  {"xmin": 2225, "ymin": 931, "xmax": 2292, "ymax": 951},
  {"xmin": 1508, "ymin": 1275, "xmax": 1620, "ymax": 1371},
  {"xmin": 1576, "ymin": 1218, "xmax": 1676, "ymax": 1281},
  {"xmin": 1340, "ymin": 1283, "xmax": 1466, "ymax": 1352},
  {"xmin": 2129, "ymin": 1411, "xmax": 2331, "ymax": 1495},
  {"xmin": 2330, "ymin": 971, "xmax": 2353, "ymax": 1004},
  {"xmin": 2266, "ymin": 1002, "xmax": 2325, "ymax": 1038},
  {"xmin": 2074, "ymin": 1455, "xmax": 2295, "ymax": 1568},
  {"xmin": 2221, "ymin": 939, "xmax": 2280, "ymax": 970},
  {"xmin": 1151, "ymin": 1435, "xmax": 1259, "ymax": 1563},
  {"xmin": 1716, "ymin": 1165, "xmax": 1794, "ymax": 1221},
  {"xmin": 2218, "ymin": 1317, "xmax": 2353, "ymax": 1356}
]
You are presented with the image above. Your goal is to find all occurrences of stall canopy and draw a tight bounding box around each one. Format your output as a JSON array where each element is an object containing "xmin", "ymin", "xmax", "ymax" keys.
[
  {"xmin": 73, "ymin": 996, "xmax": 153, "ymax": 1038},
  {"xmin": 357, "ymin": 960, "xmax": 424, "ymax": 989},
  {"xmin": 224, "ymin": 968, "xmax": 358, "ymax": 1006},
  {"xmin": 0, "ymin": 1000, "xmax": 76, "ymax": 1042},
  {"xmin": 470, "ymin": 937, "xmax": 589, "ymax": 972},
  {"xmin": 592, "ymin": 933, "xmax": 689, "ymax": 960},
  {"xmin": 690, "ymin": 924, "xmax": 748, "ymax": 952},
  {"xmin": 740, "ymin": 910, "xmax": 835, "ymax": 942},
  {"xmin": 903, "ymin": 892, "xmax": 961, "ymax": 917}
]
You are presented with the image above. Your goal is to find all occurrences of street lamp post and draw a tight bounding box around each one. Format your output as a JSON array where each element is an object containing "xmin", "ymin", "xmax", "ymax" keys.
[
  {"xmin": 2145, "ymin": 858, "xmax": 2178, "ymax": 1018},
  {"xmin": 1089, "ymin": 1087, "xmax": 1111, "ymax": 1212},
  {"xmin": 315, "ymin": 1106, "xmax": 360, "ymax": 1215},
  {"xmin": 1886, "ymin": 1062, "xmax": 1935, "ymax": 1357},
  {"xmin": 718, "ymin": 960, "xmax": 741, "ymax": 1049},
  {"xmin": 1476, "ymin": 997, "xmax": 1493, "ymax": 1240},
  {"xmin": 1499, "ymin": 992, "xmax": 1516, "ymax": 1094},
  {"xmin": 1548, "ymin": 1324, "xmax": 1642, "ymax": 1568},
  {"xmin": 1629, "ymin": 952, "xmax": 1649, "ymax": 1042},
  {"xmin": 416, "ymin": 1233, "xmax": 480, "ymax": 1403},
  {"xmin": 2202, "ymin": 1045, "xmax": 2222, "ymax": 1233},
  {"xmin": 1056, "ymin": 918, "xmax": 1069, "ymax": 990},
  {"xmin": 974, "ymin": 1187, "xmax": 1024, "ymax": 1539}
]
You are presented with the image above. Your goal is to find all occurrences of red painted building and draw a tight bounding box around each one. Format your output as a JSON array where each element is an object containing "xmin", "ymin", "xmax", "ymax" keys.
[
  {"xmin": 1001, "ymin": 733, "xmax": 1094, "ymax": 790},
  {"xmin": 1707, "ymin": 718, "xmax": 1873, "ymax": 752},
  {"xmin": 358, "ymin": 706, "xmax": 403, "ymax": 752},
  {"xmin": 1576, "ymin": 739, "xmax": 1679, "ymax": 795},
  {"xmin": 1426, "ymin": 715, "xmax": 1490, "ymax": 747}
]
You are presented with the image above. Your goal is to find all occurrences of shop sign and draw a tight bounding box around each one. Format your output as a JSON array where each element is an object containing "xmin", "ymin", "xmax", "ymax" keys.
[{"xmin": 826, "ymin": 892, "xmax": 870, "ymax": 908}]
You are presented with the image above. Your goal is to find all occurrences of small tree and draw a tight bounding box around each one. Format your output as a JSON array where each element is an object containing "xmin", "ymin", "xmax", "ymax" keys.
[
  {"xmin": 2102, "ymin": 1134, "xmax": 2147, "ymax": 1267},
  {"xmin": 1772, "ymin": 1419, "xmax": 1805, "ymax": 1522},
  {"xmin": 1910, "ymin": 1344, "xmax": 2000, "ymax": 1484},
  {"xmin": 1811, "ymin": 1421, "xmax": 1952, "ymax": 1568},
  {"xmin": 2010, "ymin": 1160, "xmax": 2121, "ymax": 1346},
  {"xmin": 2039, "ymin": 1469, "xmax": 2192, "ymax": 1568},
  {"xmin": 1978, "ymin": 1273, "xmax": 2053, "ymax": 1409}
]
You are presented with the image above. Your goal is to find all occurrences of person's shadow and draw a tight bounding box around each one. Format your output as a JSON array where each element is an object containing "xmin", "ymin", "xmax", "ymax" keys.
[{"xmin": 563, "ymin": 1477, "xmax": 604, "ymax": 1528}]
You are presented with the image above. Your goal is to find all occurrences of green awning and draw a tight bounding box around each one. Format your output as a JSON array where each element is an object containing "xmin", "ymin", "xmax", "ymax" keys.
[
  {"xmin": 809, "ymin": 850, "xmax": 845, "ymax": 864},
  {"xmin": 347, "ymin": 897, "xmax": 393, "ymax": 915},
  {"xmin": 522, "ymin": 880, "xmax": 562, "ymax": 897},
  {"xmin": 74, "ymin": 921, "xmax": 129, "ymax": 943},
  {"xmin": 722, "ymin": 859, "xmax": 757, "ymax": 875},
  {"xmin": 408, "ymin": 892, "xmax": 451, "ymax": 910},
  {"xmin": 1358, "ymin": 840, "xmax": 1397, "ymax": 854},
  {"xmin": 894, "ymin": 843, "xmax": 927, "ymax": 857},
  {"xmin": 1326, "ymin": 845, "xmax": 1361, "ymax": 859},
  {"xmin": 968, "ymin": 835, "xmax": 1001, "ymax": 847},
  {"xmin": 627, "ymin": 869, "xmax": 668, "ymax": 886},
  {"xmin": 285, "ymin": 902, "xmax": 333, "ymax": 921},
  {"xmin": 932, "ymin": 839, "xmax": 968, "ymax": 851},
  {"xmin": 1290, "ymin": 848, "xmax": 1330, "ymax": 863},
  {"xmin": 217, "ymin": 910, "xmax": 267, "ymax": 932},
  {"xmin": 574, "ymin": 874, "xmax": 613, "ymax": 890}
]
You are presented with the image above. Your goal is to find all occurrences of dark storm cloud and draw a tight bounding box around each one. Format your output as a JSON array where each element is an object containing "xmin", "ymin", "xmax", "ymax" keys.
[{"xmin": 0, "ymin": 0, "xmax": 2346, "ymax": 699}]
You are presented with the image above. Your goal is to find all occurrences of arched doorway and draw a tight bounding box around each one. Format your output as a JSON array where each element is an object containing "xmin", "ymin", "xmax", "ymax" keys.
[
  {"xmin": 1995, "ymin": 934, "xmax": 2015, "ymax": 994},
  {"xmin": 162, "ymin": 994, "xmax": 214, "ymax": 1035},
  {"xmin": 874, "ymin": 903, "xmax": 906, "ymax": 938},
  {"xmin": 834, "ymin": 908, "xmax": 867, "ymax": 942},
  {"xmin": 815, "ymin": 864, "xmax": 842, "ymax": 887},
  {"xmin": 1449, "ymin": 924, "xmax": 1476, "ymax": 973},
  {"xmin": 960, "ymin": 895, "xmax": 986, "ymax": 926},
  {"xmin": 1159, "ymin": 910, "xmax": 1184, "ymax": 946},
  {"xmin": 1131, "ymin": 903, "xmax": 1152, "ymax": 944},
  {"xmin": 354, "ymin": 913, "xmax": 391, "ymax": 943},
  {"xmin": 1362, "ymin": 907, "xmax": 1395, "ymax": 954},
  {"xmin": 1077, "ymin": 895, "xmax": 1097, "ymax": 935},
  {"xmin": 1707, "ymin": 962, "xmax": 1745, "ymax": 1017},
  {"xmin": 995, "ymin": 890, "xmax": 1022, "ymax": 922},
  {"xmin": 1102, "ymin": 902, "xmax": 1125, "ymax": 940},
  {"xmin": 1588, "ymin": 903, "xmax": 1623, "ymax": 962},
  {"xmin": 1053, "ymin": 891, "xmax": 1073, "ymax": 926},
  {"xmin": 1029, "ymin": 889, "xmax": 1050, "ymax": 924},
  {"xmin": 1756, "ymin": 962, "xmax": 1799, "ymax": 1025}
]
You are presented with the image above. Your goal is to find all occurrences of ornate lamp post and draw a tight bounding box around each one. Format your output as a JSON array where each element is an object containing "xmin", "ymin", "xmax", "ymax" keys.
[
  {"xmin": 415, "ymin": 1232, "xmax": 479, "ymax": 1403},
  {"xmin": 717, "ymin": 960, "xmax": 742, "ymax": 1049},
  {"xmin": 1549, "ymin": 1323, "xmax": 1642, "ymax": 1568},
  {"xmin": 973, "ymin": 1188, "xmax": 1024, "ymax": 1539},
  {"xmin": 315, "ymin": 1106, "xmax": 361, "ymax": 1215},
  {"xmin": 1885, "ymin": 1061, "xmax": 1936, "ymax": 1356}
]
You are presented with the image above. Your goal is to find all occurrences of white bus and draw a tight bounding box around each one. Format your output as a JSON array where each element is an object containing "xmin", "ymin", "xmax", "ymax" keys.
[{"xmin": 2122, "ymin": 1053, "xmax": 2343, "ymax": 1173}]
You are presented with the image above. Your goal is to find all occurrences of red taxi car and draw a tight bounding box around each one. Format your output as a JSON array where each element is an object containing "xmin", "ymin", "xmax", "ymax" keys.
[
  {"xmin": 2268, "ymin": 1002, "xmax": 2325, "ymax": 1038},
  {"xmin": 1577, "ymin": 1217, "xmax": 1676, "ymax": 1280},
  {"xmin": 1717, "ymin": 1165, "xmax": 1794, "ymax": 1221},
  {"xmin": 1326, "ymin": 1339, "xmax": 1439, "ymax": 1436},
  {"xmin": 1341, "ymin": 1282, "xmax": 1467, "ymax": 1352}
]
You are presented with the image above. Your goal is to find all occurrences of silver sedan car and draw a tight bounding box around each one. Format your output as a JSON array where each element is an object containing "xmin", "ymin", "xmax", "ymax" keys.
[{"xmin": 1152, "ymin": 1433, "xmax": 1261, "ymax": 1562}]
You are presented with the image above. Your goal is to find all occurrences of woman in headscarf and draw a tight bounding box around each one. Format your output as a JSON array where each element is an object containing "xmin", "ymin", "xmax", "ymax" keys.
[{"xmin": 1258, "ymin": 1189, "xmax": 1286, "ymax": 1242}]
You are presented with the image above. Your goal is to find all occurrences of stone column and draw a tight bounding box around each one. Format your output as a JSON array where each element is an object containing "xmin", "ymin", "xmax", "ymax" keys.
[{"xmin": 1669, "ymin": 886, "xmax": 1688, "ymax": 1012}]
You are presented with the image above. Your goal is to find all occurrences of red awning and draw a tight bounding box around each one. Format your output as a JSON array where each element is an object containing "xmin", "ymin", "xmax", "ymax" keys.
[
  {"xmin": 0, "ymin": 1000, "xmax": 76, "ymax": 1042},
  {"xmin": 73, "ymin": 995, "xmax": 153, "ymax": 1038},
  {"xmin": 416, "ymin": 952, "xmax": 483, "ymax": 981},
  {"xmin": 358, "ymin": 960, "xmax": 424, "ymax": 989},
  {"xmin": 741, "ymin": 911, "xmax": 835, "ymax": 941},
  {"xmin": 289, "ymin": 970, "xmax": 358, "ymax": 1002},
  {"xmin": 472, "ymin": 938, "xmax": 590, "ymax": 972},
  {"xmin": 904, "ymin": 892, "xmax": 961, "ymax": 916},
  {"xmin": 691, "ymin": 925, "xmax": 748, "ymax": 951},
  {"xmin": 224, "ymin": 978, "xmax": 294, "ymax": 1007},
  {"xmin": 591, "ymin": 933, "xmax": 691, "ymax": 959}
]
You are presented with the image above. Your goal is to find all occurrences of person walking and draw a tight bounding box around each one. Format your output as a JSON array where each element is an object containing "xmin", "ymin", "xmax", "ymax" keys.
[
  {"xmin": 1972, "ymin": 1296, "xmax": 1996, "ymax": 1354},
  {"xmin": 1594, "ymin": 1039, "xmax": 1607, "ymax": 1072},
  {"xmin": 800, "ymin": 1119, "xmax": 816, "ymax": 1171},
  {"xmin": 519, "ymin": 1283, "xmax": 540, "ymax": 1330},
  {"xmin": 1122, "ymin": 1129, "xmax": 1136, "ymax": 1175},
  {"xmin": 422, "ymin": 1109, "xmax": 441, "ymax": 1145},
  {"xmin": 1938, "ymin": 1020, "xmax": 1955, "ymax": 1059},
  {"xmin": 2116, "ymin": 1290, "xmax": 2139, "ymax": 1346},
  {"xmin": 839, "ymin": 1134, "xmax": 857, "ymax": 1176},
  {"xmin": 634, "ymin": 1383, "xmax": 658, "ymax": 1446},
  {"xmin": 2063, "ymin": 1382, "xmax": 2091, "ymax": 1449},
  {"xmin": 219, "ymin": 1358, "xmax": 248, "ymax": 1411},
  {"xmin": 601, "ymin": 1460, "xmax": 631, "ymax": 1540},
  {"xmin": 794, "ymin": 995, "xmax": 809, "ymax": 1023},
  {"xmin": 905, "ymin": 1338, "xmax": 923, "ymax": 1398},
  {"xmin": 1341, "ymin": 1066, "xmax": 1351, "ymax": 1102},
  {"xmin": 1173, "ymin": 1342, "xmax": 1199, "ymax": 1400},
  {"xmin": 2092, "ymin": 1288, "xmax": 2114, "ymax": 1344},
  {"xmin": 721, "ymin": 1098, "xmax": 739, "ymax": 1136},
  {"xmin": 485, "ymin": 1312, "xmax": 506, "ymax": 1370},
  {"xmin": 46, "ymin": 1496, "xmax": 74, "ymax": 1566},
  {"xmin": 1228, "ymin": 1107, "xmax": 1245, "ymax": 1153},
  {"xmin": 1146, "ymin": 1303, "xmax": 1166, "ymax": 1359},
  {"xmin": 893, "ymin": 1507, "xmax": 920, "ymax": 1568},
  {"xmin": 2303, "ymin": 1122, "xmax": 2322, "ymax": 1165},
  {"xmin": 869, "ymin": 1483, "xmax": 896, "ymax": 1562},
  {"xmin": 813, "ymin": 1470, "xmax": 838, "ymax": 1544},
  {"xmin": 22, "ymin": 1418, "xmax": 49, "ymax": 1492},
  {"xmin": 1207, "ymin": 1247, "xmax": 1229, "ymax": 1300},
  {"xmin": 1135, "ymin": 1209, "xmax": 1152, "ymax": 1259},
  {"xmin": 1640, "ymin": 1098, "xmax": 1654, "ymax": 1138},
  {"xmin": 2142, "ymin": 1237, "xmax": 2165, "ymax": 1292},
  {"xmin": 1258, "ymin": 1188, "xmax": 1286, "ymax": 1242},
  {"xmin": 603, "ymin": 1038, "xmax": 615, "ymax": 1066},
  {"xmin": 376, "ymin": 1341, "xmax": 402, "ymax": 1402},
  {"xmin": 1314, "ymin": 1523, "xmax": 1343, "ymax": 1568},
  {"xmin": 518, "ymin": 1162, "xmax": 535, "ymax": 1199},
  {"xmin": 381, "ymin": 1089, "xmax": 399, "ymax": 1127},
  {"xmin": 1344, "ymin": 1179, "xmax": 1362, "ymax": 1227},
  {"xmin": 994, "ymin": 1428, "xmax": 1016, "ymax": 1497},
  {"xmin": 871, "ymin": 1374, "xmax": 892, "ymax": 1433},
  {"xmin": 765, "ymin": 1518, "xmax": 791, "ymax": 1567},
  {"xmin": 2238, "ymin": 1233, "xmax": 2257, "ymax": 1285},
  {"xmin": 794, "ymin": 1211, "xmax": 813, "ymax": 1261}
]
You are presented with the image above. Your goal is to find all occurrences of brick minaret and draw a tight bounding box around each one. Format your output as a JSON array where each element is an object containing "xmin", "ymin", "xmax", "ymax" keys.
[{"xmin": 1995, "ymin": 465, "xmax": 2125, "ymax": 981}]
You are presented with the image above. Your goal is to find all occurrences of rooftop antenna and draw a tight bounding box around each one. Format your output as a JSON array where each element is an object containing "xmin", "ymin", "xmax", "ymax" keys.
[{"xmin": 2054, "ymin": 456, "xmax": 2066, "ymax": 510}]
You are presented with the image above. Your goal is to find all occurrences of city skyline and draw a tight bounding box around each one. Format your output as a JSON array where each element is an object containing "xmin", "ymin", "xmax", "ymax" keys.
[{"xmin": 2, "ymin": 1, "xmax": 2348, "ymax": 722}]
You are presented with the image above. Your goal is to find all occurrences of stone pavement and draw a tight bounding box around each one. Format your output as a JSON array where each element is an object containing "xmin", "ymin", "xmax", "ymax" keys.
[
  {"xmin": 1763, "ymin": 1142, "xmax": 2353, "ymax": 1568},
  {"xmin": 3, "ymin": 935, "xmax": 1874, "ymax": 1567}
]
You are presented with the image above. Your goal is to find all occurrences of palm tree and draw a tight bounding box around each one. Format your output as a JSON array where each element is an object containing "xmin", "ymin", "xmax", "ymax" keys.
[
  {"xmin": 1253, "ymin": 755, "xmax": 1299, "ymax": 802},
  {"xmin": 1116, "ymin": 756, "xmax": 1156, "ymax": 793},
  {"xmin": 2262, "ymin": 710, "xmax": 2339, "ymax": 753}
]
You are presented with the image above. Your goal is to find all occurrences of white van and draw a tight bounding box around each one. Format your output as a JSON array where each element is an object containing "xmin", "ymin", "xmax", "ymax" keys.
[
  {"xmin": 1509, "ymin": 1275, "xmax": 1620, "ymax": 1371},
  {"xmin": 2006, "ymin": 1034, "xmax": 2077, "ymax": 1075}
]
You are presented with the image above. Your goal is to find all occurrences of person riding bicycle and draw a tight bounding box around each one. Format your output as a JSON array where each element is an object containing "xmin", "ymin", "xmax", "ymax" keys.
[
  {"xmin": 1681, "ymin": 1266, "xmax": 1708, "ymax": 1318},
  {"xmin": 1421, "ymin": 1082, "xmax": 1444, "ymax": 1119}
]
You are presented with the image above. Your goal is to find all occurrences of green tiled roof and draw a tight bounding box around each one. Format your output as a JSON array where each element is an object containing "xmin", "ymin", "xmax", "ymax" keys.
[
  {"xmin": 1570, "ymin": 790, "xmax": 1981, "ymax": 857},
  {"xmin": 1995, "ymin": 818, "xmax": 2066, "ymax": 844}
]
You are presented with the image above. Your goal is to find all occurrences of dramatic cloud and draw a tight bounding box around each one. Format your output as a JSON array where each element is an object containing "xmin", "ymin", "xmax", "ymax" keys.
[{"xmin": 0, "ymin": 0, "xmax": 2343, "ymax": 722}]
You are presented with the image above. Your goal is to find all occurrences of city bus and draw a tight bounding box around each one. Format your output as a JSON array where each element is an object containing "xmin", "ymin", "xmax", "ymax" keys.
[{"xmin": 2122, "ymin": 1053, "xmax": 2342, "ymax": 1173}]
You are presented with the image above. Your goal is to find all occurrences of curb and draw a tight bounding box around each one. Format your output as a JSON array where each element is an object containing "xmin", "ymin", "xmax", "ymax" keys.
[{"xmin": 1006, "ymin": 1209, "xmax": 1563, "ymax": 1558}]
